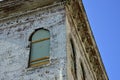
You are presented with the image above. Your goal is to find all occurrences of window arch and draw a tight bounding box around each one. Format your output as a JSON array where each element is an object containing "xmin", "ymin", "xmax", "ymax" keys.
[{"xmin": 29, "ymin": 28, "xmax": 50, "ymax": 67}]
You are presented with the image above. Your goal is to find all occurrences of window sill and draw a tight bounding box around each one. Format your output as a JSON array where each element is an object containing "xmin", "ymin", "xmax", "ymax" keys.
[{"xmin": 25, "ymin": 61, "xmax": 51, "ymax": 71}]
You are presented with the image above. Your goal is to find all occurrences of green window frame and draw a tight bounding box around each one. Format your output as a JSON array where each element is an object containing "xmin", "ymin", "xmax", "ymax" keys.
[{"xmin": 29, "ymin": 28, "xmax": 50, "ymax": 67}]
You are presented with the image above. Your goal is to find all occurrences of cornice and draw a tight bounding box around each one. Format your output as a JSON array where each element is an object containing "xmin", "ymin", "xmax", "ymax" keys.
[
  {"xmin": 0, "ymin": 0, "xmax": 64, "ymax": 19},
  {"xmin": 65, "ymin": 0, "xmax": 108, "ymax": 79},
  {"xmin": 0, "ymin": 1, "xmax": 65, "ymax": 21},
  {"xmin": 0, "ymin": 0, "xmax": 23, "ymax": 8}
]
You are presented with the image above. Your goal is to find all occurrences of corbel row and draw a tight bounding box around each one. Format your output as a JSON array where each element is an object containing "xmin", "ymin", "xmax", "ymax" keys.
[{"xmin": 66, "ymin": 0, "xmax": 106, "ymax": 79}]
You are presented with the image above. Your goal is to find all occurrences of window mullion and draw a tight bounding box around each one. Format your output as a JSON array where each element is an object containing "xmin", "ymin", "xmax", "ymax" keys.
[
  {"xmin": 30, "ymin": 56, "xmax": 49, "ymax": 63},
  {"xmin": 32, "ymin": 37, "xmax": 50, "ymax": 43}
]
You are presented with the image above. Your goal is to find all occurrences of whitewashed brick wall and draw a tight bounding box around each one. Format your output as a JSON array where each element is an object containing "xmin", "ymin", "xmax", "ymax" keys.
[{"xmin": 0, "ymin": 4, "xmax": 67, "ymax": 80}]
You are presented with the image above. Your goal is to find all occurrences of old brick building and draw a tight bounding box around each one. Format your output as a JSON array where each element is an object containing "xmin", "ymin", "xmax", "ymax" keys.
[{"xmin": 0, "ymin": 0, "xmax": 108, "ymax": 80}]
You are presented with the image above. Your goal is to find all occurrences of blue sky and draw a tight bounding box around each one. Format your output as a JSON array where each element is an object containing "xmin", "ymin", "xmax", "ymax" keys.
[{"xmin": 82, "ymin": 0, "xmax": 120, "ymax": 80}]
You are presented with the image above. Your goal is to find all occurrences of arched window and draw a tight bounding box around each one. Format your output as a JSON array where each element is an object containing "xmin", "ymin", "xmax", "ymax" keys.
[
  {"xmin": 80, "ymin": 60, "xmax": 86, "ymax": 80},
  {"xmin": 29, "ymin": 29, "xmax": 50, "ymax": 67},
  {"xmin": 70, "ymin": 38, "xmax": 77, "ymax": 80},
  {"xmin": 81, "ymin": 63, "xmax": 86, "ymax": 80}
]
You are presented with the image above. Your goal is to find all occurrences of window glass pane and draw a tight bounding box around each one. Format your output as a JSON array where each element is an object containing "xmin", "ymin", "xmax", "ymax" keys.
[
  {"xmin": 29, "ymin": 29, "xmax": 50, "ymax": 67},
  {"xmin": 32, "ymin": 29, "xmax": 50, "ymax": 41},
  {"xmin": 31, "ymin": 39, "xmax": 50, "ymax": 60}
]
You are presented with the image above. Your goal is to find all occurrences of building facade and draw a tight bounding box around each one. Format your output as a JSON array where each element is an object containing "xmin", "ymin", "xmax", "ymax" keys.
[{"xmin": 0, "ymin": 0, "xmax": 108, "ymax": 80}]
